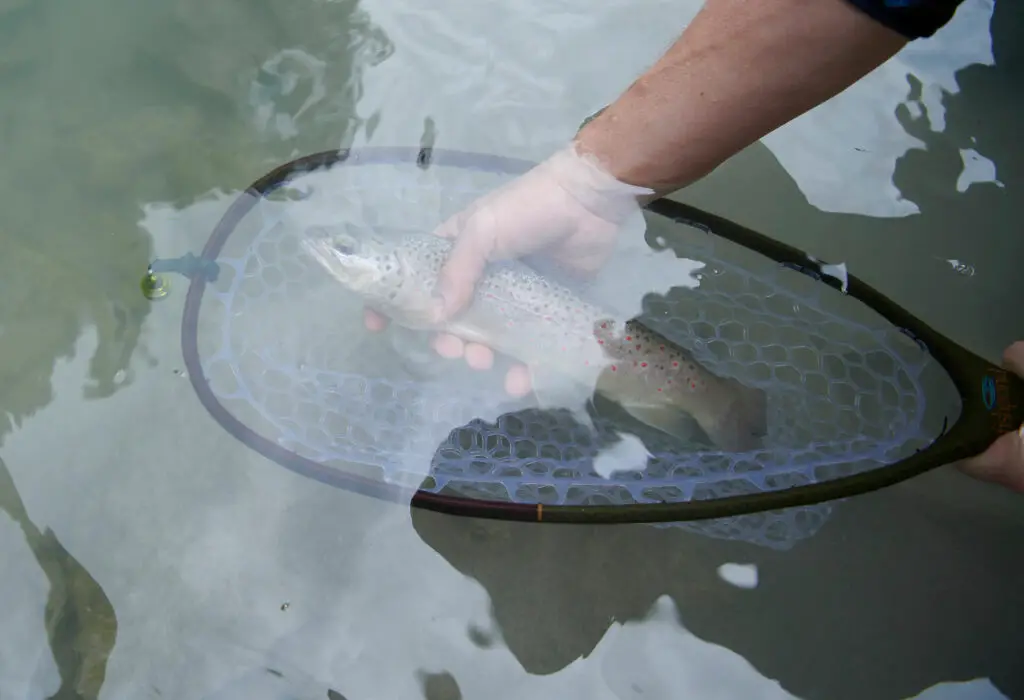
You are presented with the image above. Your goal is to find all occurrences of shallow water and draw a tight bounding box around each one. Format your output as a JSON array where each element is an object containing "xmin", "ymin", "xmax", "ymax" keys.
[{"xmin": 0, "ymin": 0, "xmax": 1021, "ymax": 699}]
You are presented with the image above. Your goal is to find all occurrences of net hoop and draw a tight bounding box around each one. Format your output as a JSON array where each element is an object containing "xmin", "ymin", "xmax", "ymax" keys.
[{"xmin": 181, "ymin": 147, "xmax": 1019, "ymax": 524}]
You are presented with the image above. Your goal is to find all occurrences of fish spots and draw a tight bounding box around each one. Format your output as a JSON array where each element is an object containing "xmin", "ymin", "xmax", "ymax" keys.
[
  {"xmin": 641, "ymin": 362, "xmax": 647, "ymax": 367},
  {"xmin": 673, "ymin": 362, "xmax": 679, "ymax": 368},
  {"xmin": 611, "ymin": 365, "xmax": 617, "ymax": 371}
]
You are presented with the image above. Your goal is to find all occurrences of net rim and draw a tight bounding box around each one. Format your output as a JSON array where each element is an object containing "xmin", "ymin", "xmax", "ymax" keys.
[{"xmin": 180, "ymin": 146, "xmax": 1017, "ymax": 524}]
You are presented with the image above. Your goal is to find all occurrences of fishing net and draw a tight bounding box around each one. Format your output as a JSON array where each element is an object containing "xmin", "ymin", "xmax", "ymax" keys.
[{"xmin": 184, "ymin": 149, "xmax": 961, "ymax": 550}]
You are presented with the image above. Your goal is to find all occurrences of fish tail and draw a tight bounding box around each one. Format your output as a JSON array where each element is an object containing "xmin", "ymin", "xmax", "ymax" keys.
[{"xmin": 699, "ymin": 378, "xmax": 769, "ymax": 452}]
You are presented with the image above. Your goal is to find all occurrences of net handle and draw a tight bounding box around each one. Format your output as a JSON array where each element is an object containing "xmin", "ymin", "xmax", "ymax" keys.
[{"xmin": 180, "ymin": 147, "xmax": 1022, "ymax": 525}]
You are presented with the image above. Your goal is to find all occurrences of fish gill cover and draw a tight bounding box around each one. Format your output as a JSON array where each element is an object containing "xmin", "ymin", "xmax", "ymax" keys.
[{"xmin": 186, "ymin": 151, "xmax": 961, "ymax": 550}]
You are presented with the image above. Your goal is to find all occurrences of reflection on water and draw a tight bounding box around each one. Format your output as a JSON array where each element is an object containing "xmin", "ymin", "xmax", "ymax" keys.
[
  {"xmin": 0, "ymin": 457, "xmax": 116, "ymax": 699},
  {"xmin": 410, "ymin": 479, "xmax": 1024, "ymax": 699},
  {"xmin": 684, "ymin": 0, "xmax": 1022, "ymax": 363},
  {"xmin": 409, "ymin": 510, "xmax": 726, "ymax": 676},
  {"xmin": 0, "ymin": 0, "xmax": 391, "ymax": 697},
  {"xmin": 0, "ymin": 0, "xmax": 393, "ymax": 446}
]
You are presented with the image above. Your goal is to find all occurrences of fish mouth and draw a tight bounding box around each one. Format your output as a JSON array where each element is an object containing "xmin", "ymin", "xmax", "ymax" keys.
[
  {"xmin": 301, "ymin": 235, "xmax": 338, "ymax": 271},
  {"xmin": 302, "ymin": 229, "xmax": 381, "ymax": 289}
]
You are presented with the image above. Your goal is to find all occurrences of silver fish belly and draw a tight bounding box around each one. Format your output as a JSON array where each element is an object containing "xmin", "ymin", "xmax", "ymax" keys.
[{"xmin": 303, "ymin": 225, "xmax": 767, "ymax": 451}]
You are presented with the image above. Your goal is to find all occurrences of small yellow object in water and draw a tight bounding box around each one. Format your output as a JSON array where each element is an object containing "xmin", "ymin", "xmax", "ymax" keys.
[{"xmin": 141, "ymin": 270, "xmax": 168, "ymax": 300}]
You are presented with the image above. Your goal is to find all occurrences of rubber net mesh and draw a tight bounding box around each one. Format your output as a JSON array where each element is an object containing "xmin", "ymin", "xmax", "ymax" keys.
[{"xmin": 191, "ymin": 156, "xmax": 960, "ymax": 550}]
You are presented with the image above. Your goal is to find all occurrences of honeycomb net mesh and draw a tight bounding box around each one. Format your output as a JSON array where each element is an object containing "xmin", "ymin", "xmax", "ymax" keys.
[{"xmin": 190, "ymin": 154, "xmax": 959, "ymax": 550}]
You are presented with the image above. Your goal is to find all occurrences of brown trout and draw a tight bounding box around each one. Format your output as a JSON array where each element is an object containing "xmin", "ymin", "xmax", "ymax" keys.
[{"xmin": 302, "ymin": 225, "xmax": 768, "ymax": 451}]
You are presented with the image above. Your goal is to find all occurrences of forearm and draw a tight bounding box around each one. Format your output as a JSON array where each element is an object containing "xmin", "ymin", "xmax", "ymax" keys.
[{"xmin": 575, "ymin": 0, "xmax": 908, "ymax": 197}]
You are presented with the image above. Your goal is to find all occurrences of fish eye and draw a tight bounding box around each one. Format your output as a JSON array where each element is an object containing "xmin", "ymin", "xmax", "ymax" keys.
[{"xmin": 333, "ymin": 239, "xmax": 357, "ymax": 255}]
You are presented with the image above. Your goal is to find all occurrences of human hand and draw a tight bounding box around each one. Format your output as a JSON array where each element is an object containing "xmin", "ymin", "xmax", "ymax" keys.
[
  {"xmin": 364, "ymin": 143, "xmax": 652, "ymax": 396},
  {"xmin": 957, "ymin": 341, "xmax": 1024, "ymax": 494}
]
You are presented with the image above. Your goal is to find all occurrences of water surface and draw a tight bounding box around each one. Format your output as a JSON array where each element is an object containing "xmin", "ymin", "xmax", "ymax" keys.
[{"xmin": 0, "ymin": 0, "xmax": 1021, "ymax": 698}]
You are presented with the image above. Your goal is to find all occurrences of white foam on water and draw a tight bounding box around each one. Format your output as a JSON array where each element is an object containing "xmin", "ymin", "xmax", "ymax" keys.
[
  {"xmin": 592, "ymin": 432, "xmax": 651, "ymax": 480},
  {"xmin": 717, "ymin": 563, "xmax": 759, "ymax": 589}
]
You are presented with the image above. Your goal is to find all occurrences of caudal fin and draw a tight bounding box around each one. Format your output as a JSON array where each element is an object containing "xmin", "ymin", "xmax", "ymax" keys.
[{"xmin": 701, "ymin": 380, "xmax": 769, "ymax": 452}]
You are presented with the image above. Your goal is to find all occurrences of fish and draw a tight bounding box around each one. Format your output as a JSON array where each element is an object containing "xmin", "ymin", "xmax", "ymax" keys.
[{"xmin": 301, "ymin": 224, "xmax": 768, "ymax": 451}]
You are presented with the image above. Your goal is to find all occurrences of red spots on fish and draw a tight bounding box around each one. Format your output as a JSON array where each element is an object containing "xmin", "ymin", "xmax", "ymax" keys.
[
  {"xmin": 625, "ymin": 336, "xmax": 632, "ymax": 341},
  {"xmin": 657, "ymin": 387, "xmax": 663, "ymax": 392},
  {"xmin": 635, "ymin": 344, "xmax": 642, "ymax": 351},
  {"xmin": 611, "ymin": 365, "xmax": 617, "ymax": 371},
  {"xmin": 672, "ymin": 362, "xmax": 679, "ymax": 367},
  {"xmin": 641, "ymin": 362, "xmax": 647, "ymax": 367},
  {"xmin": 690, "ymin": 382, "xmax": 696, "ymax": 389},
  {"xmin": 601, "ymin": 322, "xmax": 608, "ymax": 329},
  {"xmin": 659, "ymin": 345, "xmax": 665, "ymax": 351},
  {"xmin": 598, "ymin": 339, "xmax": 604, "ymax": 345}
]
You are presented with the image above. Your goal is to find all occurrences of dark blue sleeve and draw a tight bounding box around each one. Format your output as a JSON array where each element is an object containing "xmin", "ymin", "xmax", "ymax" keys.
[{"xmin": 844, "ymin": 0, "xmax": 966, "ymax": 39}]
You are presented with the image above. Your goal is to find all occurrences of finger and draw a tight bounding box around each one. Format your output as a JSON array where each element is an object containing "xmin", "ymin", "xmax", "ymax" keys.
[
  {"xmin": 463, "ymin": 342, "xmax": 495, "ymax": 371},
  {"xmin": 364, "ymin": 308, "xmax": 389, "ymax": 332},
  {"xmin": 957, "ymin": 428, "xmax": 1024, "ymax": 494},
  {"xmin": 433, "ymin": 212, "xmax": 466, "ymax": 240},
  {"xmin": 434, "ymin": 193, "xmax": 499, "ymax": 240},
  {"xmin": 436, "ymin": 231, "xmax": 492, "ymax": 319},
  {"xmin": 431, "ymin": 333, "xmax": 466, "ymax": 360},
  {"xmin": 504, "ymin": 364, "xmax": 533, "ymax": 398},
  {"xmin": 1002, "ymin": 340, "xmax": 1024, "ymax": 377}
]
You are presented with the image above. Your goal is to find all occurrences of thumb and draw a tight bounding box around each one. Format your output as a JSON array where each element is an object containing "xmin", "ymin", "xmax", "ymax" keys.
[
  {"xmin": 1002, "ymin": 340, "xmax": 1024, "ymax": 377},
  {"xmin": 435, "ymin": 227, "xmax": 494, "ymax": 320},
  {"xmin": 958, "ymin": 428, "xmax": 1024, "ymax": 493}
]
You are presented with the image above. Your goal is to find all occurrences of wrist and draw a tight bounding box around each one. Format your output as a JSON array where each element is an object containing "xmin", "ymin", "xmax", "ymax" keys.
[
  {"xmin": 573, "ymin": 92, "xmax": 716, "ymax": 199},
  {"xmin": 539, "ymin": 141, "xmax": 654, "ymax": 225}
]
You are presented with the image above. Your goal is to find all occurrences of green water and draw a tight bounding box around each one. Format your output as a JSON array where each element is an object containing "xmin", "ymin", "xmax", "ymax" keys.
[{"xmin": 0, "ymin": 0, "xmax": 1021, "ymax": 698}]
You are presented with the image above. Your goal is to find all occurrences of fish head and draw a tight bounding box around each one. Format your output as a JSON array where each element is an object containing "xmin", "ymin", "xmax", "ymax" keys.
[
  {"xmin": 302, "ymin": 224, "xmax": 440, "ymax": 326},
  {"xmin": 303, "ymin": 224, "xmax": 404, "ymax": 292}
]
